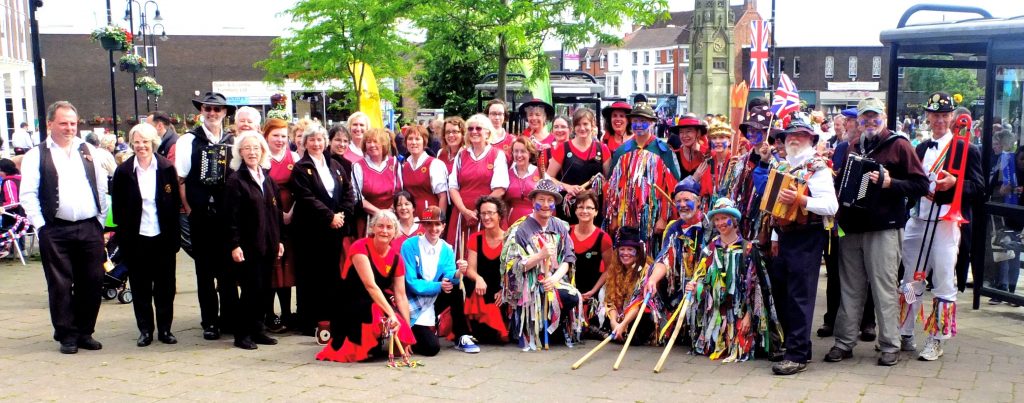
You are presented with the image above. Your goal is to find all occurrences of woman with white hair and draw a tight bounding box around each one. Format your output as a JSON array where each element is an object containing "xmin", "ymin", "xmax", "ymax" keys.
[
  {"xmin": 224, "ymin": 131, "xmax": 285, "ymax": 350},
  {"xmin": 111, "ymin": 123, "xmax": 181, "ymax": 347},
  {"xmin": 446, "ymin": 113, "xmax": 509, "ymax": 246},
  {"xmin": 317, "ymin": 209, "xmax": 416, "ymax": 362}
]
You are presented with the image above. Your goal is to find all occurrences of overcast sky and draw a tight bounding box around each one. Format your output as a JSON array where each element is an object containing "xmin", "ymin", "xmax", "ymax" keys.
[{"xmin": 38, "ymin": 0, "xmax": 1023, "ymax": 48}]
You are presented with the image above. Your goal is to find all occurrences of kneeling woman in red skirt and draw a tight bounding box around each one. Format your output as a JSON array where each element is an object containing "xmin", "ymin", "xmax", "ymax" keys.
[{"xmin": 317, "ymin": 210, "xmax": 416, "ymax": 362}]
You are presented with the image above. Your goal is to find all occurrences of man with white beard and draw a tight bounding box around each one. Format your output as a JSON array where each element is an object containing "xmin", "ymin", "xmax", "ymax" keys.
[{"xmin": 766, "ymin": 121, "xmax": 838, "ymax": 375}]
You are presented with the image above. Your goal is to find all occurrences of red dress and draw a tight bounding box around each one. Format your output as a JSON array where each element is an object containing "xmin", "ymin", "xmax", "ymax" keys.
[
  {"xmin": 491, "ymin": 132, "xmax": 516, "ymax": 161},
  {"xmin": 446, "ymin": 147, "xmax": 500, "ymax": 245},
  {"xmin": 402, "ymin": 155, "xmax": 442, "ymax": 218},
  {"xmin": 505, "ymin": 165, "xmax": 540, "ymax": 227},
  {"xmin": 438, "ymin": 147, "xmax": 459, "ymax": 172},
  {"xmin": 463, "ymin": 231, "xmax": 508, "ymax": 340},
  {"xmin": 268, "ymin": 151, "xmax": 297, "ymax": 288},
  {"xmin": 356, "ymin": 156, "xmax": 400, "ymax": 236},
  {"xmin": 316, "ymin": 238, "xmax": 416, "ymax": 363}
]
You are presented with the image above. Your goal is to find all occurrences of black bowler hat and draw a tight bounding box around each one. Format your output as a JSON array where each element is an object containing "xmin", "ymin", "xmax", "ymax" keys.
[
  {"xmin": 192, "ymin": 92, "xmax": 237, "ymax": 114},
  {"xmin": 518, "ymin": 98, "xmax": 554, "ymax": 121},
  {"xmin": 924, "ymin": 92, "xmax": 955, "ymax": 113}
]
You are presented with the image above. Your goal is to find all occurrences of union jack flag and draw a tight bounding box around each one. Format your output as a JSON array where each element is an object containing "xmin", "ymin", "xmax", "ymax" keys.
[
  {"xmin": 749, "ymin": 20, "xmax": 771, "ymax": 88},
  {"xmin": 771, "ymin": 72, "xmax": 800, "ymax": 120}
]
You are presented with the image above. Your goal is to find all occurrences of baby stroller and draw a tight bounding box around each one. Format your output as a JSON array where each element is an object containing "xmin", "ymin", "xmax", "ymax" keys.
[{"xmin": 102, "ymin": 231, "xmax": 133, "ymax": 304}]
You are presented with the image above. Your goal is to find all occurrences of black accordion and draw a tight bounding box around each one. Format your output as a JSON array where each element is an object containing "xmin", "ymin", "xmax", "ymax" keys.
[
  {"xmin": 199, "ymin": 144, "xmax": 231, "ymax": 186},
  {"xmin": 838, "ymin": 154, "xmax": 884, "ymax": 209}
]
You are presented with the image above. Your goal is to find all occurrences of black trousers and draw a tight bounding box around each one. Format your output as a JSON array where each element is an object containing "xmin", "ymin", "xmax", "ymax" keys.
[
  {"xmin": 955, "ymin": 221, "xmax": 972, "ymax": 292},
  {"xmin": 127, "ymin": 235, "xmax": 176, "ymax": 334},
  {"xmin": 823, "ymin": 230, "xmax": 875, "ymax": 329},
  {"xmin": 189, "ymin": 213, "xmax": 238, "ymax": 331},
  {"xmin": 38, "ymin": 218, "xmax": 106, "ymax": 343},
  {"xmin": 294, "ymin": 231, "xmax": 342, "ymax": 333},
  {"xmin": 411, "ymin": 290, "xmax": 468, "ymax": 357},
  {"xmin": 234, "ymin": 251, "xmax": 274, "ymax": 340},
  {"xmin": 770, "ymin": 227, "xmax": 827, "ymax": 363}
]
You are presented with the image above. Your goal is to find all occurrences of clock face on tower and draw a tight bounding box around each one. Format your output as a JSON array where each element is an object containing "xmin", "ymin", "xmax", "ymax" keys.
[{"xmin": 713, "ymin": 37, "xmax": 725, "ymax": 53}]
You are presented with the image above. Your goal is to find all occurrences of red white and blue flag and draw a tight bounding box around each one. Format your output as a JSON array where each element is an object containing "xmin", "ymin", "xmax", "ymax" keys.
[
  {"xmin": 771, "ymin": 72, "xmax": 800, "ymax": 119},
  {"xmin": 749, "ymin": 20, "xmax": 771, "ymax": 88}
]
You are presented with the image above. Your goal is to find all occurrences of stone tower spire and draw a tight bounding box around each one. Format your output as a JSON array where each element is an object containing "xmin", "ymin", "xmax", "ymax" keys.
[{"xmin": 688, "ymin": 0, "xmax": 736, "ymax": 116}]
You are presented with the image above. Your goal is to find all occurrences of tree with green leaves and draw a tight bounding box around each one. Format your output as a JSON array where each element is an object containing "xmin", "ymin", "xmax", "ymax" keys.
[
  {"xmin": 415, "ymin": 19, "xmax": 496, "ymax": 117},
  {"xmin": 412, "ymin": 0, "xmax": 668, "ymax": 101},
  {"xmin": 904, "ymin": 67, "xmax": 984, "ymax": 108},
  {"xmin": 257, "ymin": 0, "xmax": 414, "ymax": 112}
]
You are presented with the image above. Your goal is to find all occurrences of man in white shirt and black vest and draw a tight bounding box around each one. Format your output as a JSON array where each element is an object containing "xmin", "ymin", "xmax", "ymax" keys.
[
  {"xmin": 175, "ymin": 92, "xmax": 238, "ymax": 341},
  {"xmin": 20, "ymin": 101, "xmax": 109, "ymax": 354}
]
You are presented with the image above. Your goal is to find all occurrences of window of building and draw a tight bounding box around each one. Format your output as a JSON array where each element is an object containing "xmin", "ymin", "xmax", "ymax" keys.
[
  {"xmin": 778, "ymin": 57, "xmax": 786, "ymax": 73},
  {"xmin": 793, "ymin": 56, "xmax": 801, "ymax": 78},
  {"xmin": 134, "ymin": 45, "xmax": 158, "ymax": 66},
  {"xmin": 694, "ymin": 59, "xmax": 703, "ymax": 72},
  {"xmin": 655, "ymin": 50, "xmax": 661, "ymax": 64},
  {"xmin": 613, "ymin": 52, "xmax": 619, "ymax": 66},
  {"xmin": 658, "ymin": 71, "xmax": 673, "ymax": 94},
  {"xmin": 600, "ymin": 55, "xmax": 605, "ymax": 69},
  {"xmin": 849, "ymin": 56, "xmax": 858, "ymax": 80},
  {"xmin": 644, "ymin": 51, "xmax": 650, "ymax": 64},
  {"xmin": 644, "ymin": 70, "xmax": 651, "ymax": 92},
  {"xmin": 607, "ymin": 75, "xmax": 618, "ymax": 96},
  {"xmin": 713, "ymin": 58, "xmax": 726, "ymax": 71},
  {"xmin": 632, "ymin": 51, "xmax": 638, "ymax": 65},
  {"xmin": 825, "ymin": 56, "xmax": 834, "ymax": 79},
  {"xmin": 872, "ymin": 56, "xmax": 881, "ymax": 78},
  {"xmin": 632, "ymin": 71, "xmax": 638, "ymax": 92},
  {"xmin": 682, "ymin": 48, "xmax": 688, "ymax": 61},
  {"xmin": 667, "ymin": 50, "xmax": 674, "ymax": 63},
  {"xmin": 585, "ymin": 56, "xmax": 591, "ymax": 70}
]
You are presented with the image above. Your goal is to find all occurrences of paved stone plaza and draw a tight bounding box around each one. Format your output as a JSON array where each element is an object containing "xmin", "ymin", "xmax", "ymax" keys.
[{"xmin": 1, "ymin": 254, "xmax": 1023, "ymax": 402}]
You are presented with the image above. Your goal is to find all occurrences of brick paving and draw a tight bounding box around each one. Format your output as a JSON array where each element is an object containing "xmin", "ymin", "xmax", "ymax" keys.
[{"xmin": 1, "ymin": 254, "xmax": 1023, "ymax": 402}]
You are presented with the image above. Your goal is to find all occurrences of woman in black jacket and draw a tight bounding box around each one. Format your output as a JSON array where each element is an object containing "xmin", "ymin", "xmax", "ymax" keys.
[
  {"xmin": 224, "ymin": 131, "xmax": 285, "ymax": 349},
  {"xmin": 289, "ymin": 125, "xmax": 356, "ymax": 336},
  {"xmin": 111, "ymin": 123, "xmax": 181, "ymax": 347}
]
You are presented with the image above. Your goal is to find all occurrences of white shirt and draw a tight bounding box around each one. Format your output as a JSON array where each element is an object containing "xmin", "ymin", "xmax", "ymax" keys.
[
  {"xmin": 94, "ymin": 147, "xmax": 117, "ymax": 178},
  {"xmin": 135, "ymin": 157, "xmax": 161, "ymax": 237},
  {"xmin": 11, "ymin": 129, "xmax": 33, "ymax": 149},
  {"xmin": 405, "ymin": 153, "xmax": 449, "ymax": 195},
  {"xmin": 310, "ymin": 154, "xmax": 335, "ymax": 198},
  {"xmin": 447, "ymin": 144, "xmax": 510, "ymax": 190},
  {"xmin": 174, "ymin": 124, "xmax": 224, "ymax": 178},
  {"xmin": 785, "ymin": 147, "xmax": 838, "ymax": 217},
  {"xmin": 248, "ymin": 166, "xmax": 265, "ymax": 193},
  {"xmin": 347, "ymin": 143, "xmax": 364, "ymax": 159},
  {"xmin": 20, "ymin": 136, "xmax": 109, "ymax": 228},
  {"xmin": 916, "ymin": 131, "xmax": 953, "ymax": 219},
  {"xmin": 351, "ymin": 156, "xmax": 400, "ymax": 196},
  {"xmin": 414, "ymin": 236, "xmax": 442, "ymax": 326}
]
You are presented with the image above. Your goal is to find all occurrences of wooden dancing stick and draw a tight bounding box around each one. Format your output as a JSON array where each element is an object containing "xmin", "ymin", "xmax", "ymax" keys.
[
  {"xmin": 654, "ymin": 268, "xmax": 705, "ymax": 373},
  {"xmin": 613, "ymin": 292, "xmax": 651, "ymax": 370},
  {"xmin": 571, "ymin": 334, "xmax": 614, "ymax": 369}
]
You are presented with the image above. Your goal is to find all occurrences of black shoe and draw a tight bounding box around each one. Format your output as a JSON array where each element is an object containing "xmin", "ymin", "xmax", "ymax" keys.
[
  {"xmin": 772, "ymin": 360, "xmax": 808, "ymax": 375},
  {"xmin": 823, "ymin": 346, "xmax": 852, "ymax": 362},
  {"xmin": 59, "ymin": 341, "xmax": 78, "ymax": 354},
  {"xmin": 158, "ymin": 331, "xmax": 178, "ymax": 344},
  {"xmin": 265, "ymin": 315, "xmax": 287, "ymax": 334},
  {"xmin": 816, "ymin": 324, "xmax": 834, "ymax": 338},
  {"xmin": 859, "ymin": 326, "xmax": 877, "ymax": 342},
  {"xmin": 77, "ymin": 336, "xmax": 103, "ymax": 351},
  {"xmin": 878, "ymin": 351, "xmax": 899, "ymax": 366},
  {"xmin": 137, "ymin": 332, "xmax": 153, "ymax": 347},
  {"xmin": 203, "ymin": 326, "xmax": 221, "ymax": 340},
  {"xmin": 251, "ymin": 333, "xmax": 278, "ymax": 345},
  {"xmin": 234, "ymin": 337, "xmax": 258, "ymax": 350}
]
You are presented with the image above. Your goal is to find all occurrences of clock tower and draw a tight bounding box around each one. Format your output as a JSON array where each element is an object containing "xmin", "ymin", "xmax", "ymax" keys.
[{"xmin": 688, "ymin": 0, "xmax": 735, "ymax": 117}]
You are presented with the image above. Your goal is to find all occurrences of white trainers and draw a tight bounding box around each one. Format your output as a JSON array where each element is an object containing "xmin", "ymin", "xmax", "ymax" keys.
[
  {"xmin": 900, "ymin": 335, "xmax": 917, "ymax": 352},
  {"xmin": 918, "ymin": 338, "xmax": 943, "ymax": 361},
  {"xmin": 455, "ymin": 335, "xmax": 480, "ymax": 353}
]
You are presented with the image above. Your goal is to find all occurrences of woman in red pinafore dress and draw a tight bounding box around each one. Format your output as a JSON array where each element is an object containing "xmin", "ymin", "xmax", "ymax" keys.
[
  {"xmin": 401, "ymin": 126, "xmax": 449, "ymax": 218},
  {"xmin": 264, "ymin": 119, "xmax": 299, "ymax": 330},
  {"xmin": 438, "ymin": 117, "xmax": 465, "ymax": 172},
  {"xmin": 316, "ymin": 213, "xmax": 416, "ymax": 363},
  {"xmin": 486, "ymin": 99, "xmax": 515, "ymax": 161},
  {"xmin": 460, "ymin": 196, "xmax": 509, "ymax": 344},
  {"xmin": 391, "ymin": 190, "xmax": 424, "ymax": 250},
  {"xmin": 447, "ymin": 114, "xmax": 508, "ymax": 247},
  {"xmin": 353, "ymin": 128, "xmax": 401, "ymax": 237},
  {"xmin": 504, "ymin": 137, "xmax": 542, "ymax": 227}
]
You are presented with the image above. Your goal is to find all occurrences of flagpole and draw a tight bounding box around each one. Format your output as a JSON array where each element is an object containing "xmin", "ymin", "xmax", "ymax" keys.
[{"xmin": 769, "ymin": 0, "xmax": 777, "ymax": 105}]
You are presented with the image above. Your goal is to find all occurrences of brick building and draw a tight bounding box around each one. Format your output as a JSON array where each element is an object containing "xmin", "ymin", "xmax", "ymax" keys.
[{"xmin": 1, "ymin": 0, "xmax": 36, "ymax": 142}]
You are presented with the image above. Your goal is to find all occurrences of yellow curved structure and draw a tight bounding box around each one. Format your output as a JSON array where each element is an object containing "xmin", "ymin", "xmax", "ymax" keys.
[{"xmin": 351, "ymin": 61, "xmax": 383, "ymax": 128}]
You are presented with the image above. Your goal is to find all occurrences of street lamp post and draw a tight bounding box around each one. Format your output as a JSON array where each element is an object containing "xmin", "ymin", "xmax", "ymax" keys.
[
  {"xmin": 149, "ymin": 23, "xmax": 167, "ymax": 110},
  {"xmin": 124, "ymin": 0, "xmax": 162, "ymax": 115}
]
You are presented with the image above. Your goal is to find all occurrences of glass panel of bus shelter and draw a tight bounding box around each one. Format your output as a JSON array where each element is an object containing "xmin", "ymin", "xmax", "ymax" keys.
[
  {"xmin": 895, "ymin": 64, "xmax": 985, "ymax": 146},
  {"xmin": 982, "ymin": 65, "xmax": 1024, "ymax": 304}
]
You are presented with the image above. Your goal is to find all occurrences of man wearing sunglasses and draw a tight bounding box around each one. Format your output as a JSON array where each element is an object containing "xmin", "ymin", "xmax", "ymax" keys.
[
  {"xmin": 604, "ymin": 103, "xmax": 681, "ymax": 254},
  {"xmin": 824, "ymin": 97, "xmax": 929, "ymax": 367},
  {"xmin": 175, "ymin": 91, "xmax": 239, "ymax": 342}
]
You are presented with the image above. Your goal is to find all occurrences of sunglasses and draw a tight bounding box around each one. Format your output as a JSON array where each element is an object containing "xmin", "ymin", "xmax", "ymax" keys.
[
  {"xmin": 858, "ymin": 118, "xmax": 883, "ymax": 125},
  {"xmin": 202, "ymin": 105, "xmax": 224, "ymax": 113},
  {"xmin": 467, "ymin": 126, "xmax": 484, "ymax": 132}
]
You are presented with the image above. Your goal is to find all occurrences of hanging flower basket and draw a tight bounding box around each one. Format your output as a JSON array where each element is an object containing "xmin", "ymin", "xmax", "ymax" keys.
[
  {"xmin": 136, "ymin": 76, "xmax": 163, "ymax": 97},
  {"xmin": 118, "ymin": 53, "xmax": 147, "ymax": 73},
  {"xmin": 91, "ymin": 25, "xmax": 132, "ymax": 51}
]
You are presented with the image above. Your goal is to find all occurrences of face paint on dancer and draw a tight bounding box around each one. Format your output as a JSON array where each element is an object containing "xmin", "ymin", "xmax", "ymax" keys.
[
  {"xmin": 532, "ymin": 194, "xmax": 557, "ymax": 219},
  {"xmin": 617, "ymin": 246, "xmax": 637, "ymax": 266},
  {"xmin": 745, "ymin": 128, "xmax": 765, "ymax": 146}
]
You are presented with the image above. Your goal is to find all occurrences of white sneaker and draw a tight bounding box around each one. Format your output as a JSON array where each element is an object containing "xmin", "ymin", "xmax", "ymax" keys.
[
  {"xmin": 455, "ymin": 335, "xmax": 480, "ymax": 353},
  {"xmin": 918, "ymin": 338, "xmax": 943, "ymax": 361},
  {"xmin": 900, "ymin": 335, "xmax": 917, "ymax": 352}
]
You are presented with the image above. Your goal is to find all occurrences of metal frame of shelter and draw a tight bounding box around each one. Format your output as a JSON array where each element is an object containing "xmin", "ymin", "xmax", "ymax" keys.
[
  {"xmin": 881, "ymin": 4, "xmax": 1024, "ymax": 309},
  {"xmin": 475, "ymin": 71, "xmax": 606, "ymax": 135}
]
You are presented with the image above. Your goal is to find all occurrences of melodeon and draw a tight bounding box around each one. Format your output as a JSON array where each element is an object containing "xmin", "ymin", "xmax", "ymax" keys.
[
  {"xmin": 760, "ymin": 168, "xmax": 808, "ymax": 223},
  {"xmin": 199, "ymin": 144, "xmax": 231, "ymax": 186},
  {"xmin": 838, "ymin": 154, "xmax": 884, "ymax": 209}
]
